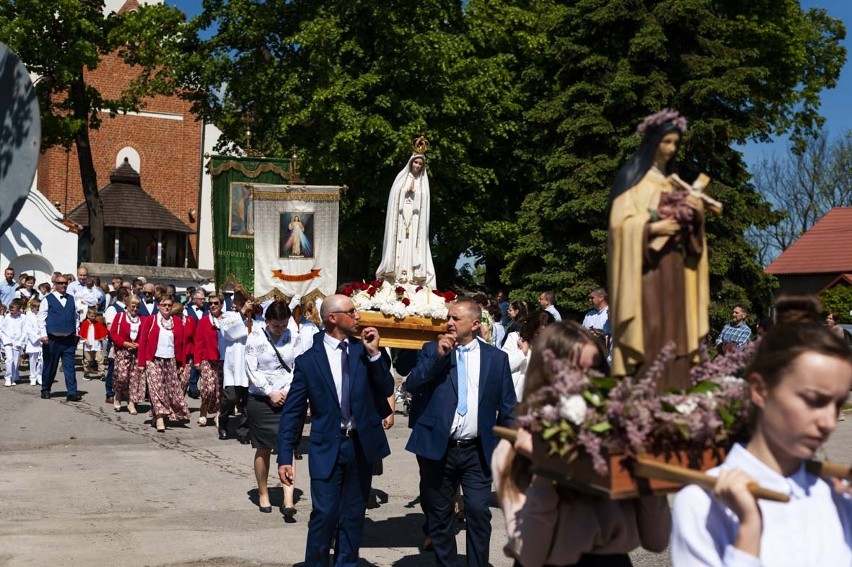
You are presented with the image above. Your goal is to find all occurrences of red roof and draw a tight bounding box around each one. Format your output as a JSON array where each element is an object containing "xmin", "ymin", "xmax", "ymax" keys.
[
  {"xmin": 117, "ymin": 0, "xmax": 139, "ymax": 15},
  {"xmin": 765, "ymin": 208, "xmax": 852, "ymax": 275}
]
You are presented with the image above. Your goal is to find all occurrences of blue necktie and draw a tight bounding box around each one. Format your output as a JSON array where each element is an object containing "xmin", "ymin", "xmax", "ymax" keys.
[
  {"xmin": 339, "ymin": 341, "xmax": 351, "ymax": 422},
  {"xmin": 456, "ymin": 345, "xmax": 468, "ymax": 416}
]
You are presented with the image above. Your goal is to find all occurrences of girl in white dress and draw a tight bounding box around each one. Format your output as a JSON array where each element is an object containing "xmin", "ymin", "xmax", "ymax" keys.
[{"xmin": 671, "ymin": 295, "xmax": 852, "ymax": 566}]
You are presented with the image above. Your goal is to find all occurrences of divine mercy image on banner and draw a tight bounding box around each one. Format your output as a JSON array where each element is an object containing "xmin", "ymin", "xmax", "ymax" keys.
[{"xmin": 279, "ymin": 212, "xmax": 314, "ymax": 259}]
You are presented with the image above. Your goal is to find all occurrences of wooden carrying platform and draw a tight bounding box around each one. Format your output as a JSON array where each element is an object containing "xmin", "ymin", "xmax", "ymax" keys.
[
  {"xmin": 531, "ymin": 436, "xmax": 725, "ymax": 499},
  {"xmin": 357, "ymin": 311, "xmax": 445, "ymax": 349},
  {"xmin": 493, "ymin": 426, "xmax": 791, "ymax": 502}
]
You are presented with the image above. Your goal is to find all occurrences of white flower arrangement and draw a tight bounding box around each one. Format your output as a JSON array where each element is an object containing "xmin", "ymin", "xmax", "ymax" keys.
[{"xmin": 342, "ymin": 280, "xmax": 455, "ymax": 320}]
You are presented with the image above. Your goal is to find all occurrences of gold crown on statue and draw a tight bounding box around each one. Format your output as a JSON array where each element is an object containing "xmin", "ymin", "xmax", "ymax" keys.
[{"xmin": 412, "ymin": 134, "xmax": 430, "ymax": 155}]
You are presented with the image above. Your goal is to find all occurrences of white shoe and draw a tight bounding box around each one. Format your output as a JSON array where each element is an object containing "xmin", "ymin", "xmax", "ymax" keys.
[
  {"xmin": 30, "ymin": 381, "xmax": 37, "ymax": 386},
  {"xmin": 4, "ymin": 380, "xmax": 11, "ymax": 387}
]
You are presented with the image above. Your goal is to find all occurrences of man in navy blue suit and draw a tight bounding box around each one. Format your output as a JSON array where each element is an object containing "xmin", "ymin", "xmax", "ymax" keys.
[
  {"xmin": 406, "ymin": 298, "xmax": 516, "ymax": 567},
  {"xmin": 278, "ymin": 294, "xmax": 394, "ymax": 567}
]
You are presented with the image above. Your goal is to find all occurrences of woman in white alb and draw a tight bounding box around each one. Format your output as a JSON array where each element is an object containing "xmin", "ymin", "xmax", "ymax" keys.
[{"xmin": 245, "ymin": 300, "xmax": 300, "ymax": 516}]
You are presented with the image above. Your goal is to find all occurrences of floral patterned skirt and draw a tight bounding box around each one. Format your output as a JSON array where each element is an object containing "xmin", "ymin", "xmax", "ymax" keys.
[
  {"xmin": 146, "ymin": 358, "xmax": 190, "ymax": 421},
  {"xmin": 198, "ymin": 360, "xmax": 223, "ymax": 416},
  {"xmin": 114, "ymin": 348, "xmax": 145, "ymax": 403}
]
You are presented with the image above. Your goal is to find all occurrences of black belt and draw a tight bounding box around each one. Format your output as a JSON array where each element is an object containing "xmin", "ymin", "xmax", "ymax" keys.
[
  {"xmin": 153, "ymin": 356, "xmax": 172, "ymax": 361},
  {"xmin": 340, "ymin": 428, "xmax": 357, "ymax": 438},
  {"xmin": 449, "ymin": 437, "xmax": 479, "ymax": 448}
]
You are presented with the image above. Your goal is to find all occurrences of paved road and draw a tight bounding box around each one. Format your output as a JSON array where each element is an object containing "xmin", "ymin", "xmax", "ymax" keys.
[{"xmin": 1, "ymin": 368, "xmax": 849, "ymax": 567}]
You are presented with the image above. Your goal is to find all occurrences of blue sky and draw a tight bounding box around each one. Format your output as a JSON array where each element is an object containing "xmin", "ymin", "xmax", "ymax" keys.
[{"xmin": 167, "ymin": 0, "xmax": 852, "ymax": 169}]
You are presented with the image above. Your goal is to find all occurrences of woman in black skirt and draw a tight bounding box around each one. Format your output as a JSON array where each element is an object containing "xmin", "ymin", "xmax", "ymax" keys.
[{"xmin": 245, "ymin": 300, "xmax": 299, "ymax": 515}]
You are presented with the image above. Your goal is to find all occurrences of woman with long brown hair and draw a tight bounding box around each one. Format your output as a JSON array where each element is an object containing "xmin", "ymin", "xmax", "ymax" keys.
[{"xmin": 493, "ymin": 322, "xmax": 670, "ymax": 567}]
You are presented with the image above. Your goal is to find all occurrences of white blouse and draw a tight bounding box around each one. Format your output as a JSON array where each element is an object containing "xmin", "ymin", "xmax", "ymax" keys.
[
  {"xmin": 671, "ymin": 443, "xmax": 852, "ymax": 566},
  {"xmin": 154, "ymin": 316, "xmax": 175, "ymax": 359},
  {"xmin": 245, "ymin": 328, "xmax": 299, "ymax": 397}
]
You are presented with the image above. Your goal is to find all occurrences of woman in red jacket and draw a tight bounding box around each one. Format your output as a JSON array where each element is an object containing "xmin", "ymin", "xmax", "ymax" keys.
[
  {"xmin": 109, "ymin": 296, "xmax": 145, "ymax": 414},
  {"xmin": 137, "ymin": 296, "xmax": 189, "ymax": 432},
  {"xmin": 193, "ymin": 294, "xmax": 224, "ymax": 428},
  {"xmin": 172, "ymin": 303, "xmax": 196, "ymax": 393}
]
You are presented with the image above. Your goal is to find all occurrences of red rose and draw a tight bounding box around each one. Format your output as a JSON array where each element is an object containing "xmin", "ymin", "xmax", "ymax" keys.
[
  {"xmin": 371, "ymin": 279, "xmax": 383, "ymax": 288},
  {"xmin": 415, "ymin": 286, "xmax": 423, "ymax": 292},
  {"xmin": 395, "ymin": 286, "xmax": 405, "ymax": 295},
  {"xmin": 343, "ymin": 284, "xmax": 354, "ymax": 296},
  {"xmin": 367, "ymin": 287, "xmax": 377, "ymax": 297},
  {"xmin": 432, "ymin": 289, "xmax": 442, "ymax": 297},
  {"xmin": 443, "ymin": 291, "xmax": 457, "ymax": 302},
  {"xmin": 402, "ymin": 298, "xmax": 411, "ymax": 306},
  {"xmin": 358, "ymin": 282, "xmax": 369, "ymax": 291}
]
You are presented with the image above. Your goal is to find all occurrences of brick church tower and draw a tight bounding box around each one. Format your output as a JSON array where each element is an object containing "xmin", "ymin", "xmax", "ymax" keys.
[{"xmin": 37, "ymin": 0, "xmax": 203, "ymax": 270}]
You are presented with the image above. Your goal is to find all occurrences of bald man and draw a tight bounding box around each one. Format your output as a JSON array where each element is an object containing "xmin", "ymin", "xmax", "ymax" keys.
[{"xmin": 278, "ymin": 294, "xmax": 394, "ymax": 567}]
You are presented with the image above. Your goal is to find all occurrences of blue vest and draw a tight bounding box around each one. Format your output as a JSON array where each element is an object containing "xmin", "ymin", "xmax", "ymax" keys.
[
  {"xmin": 45, "ymin": 294, "xmax": 77, "ymax": 335},
  {"xmin": 114, "ymin": 303, "xmax": 126, "ymax": 314}
]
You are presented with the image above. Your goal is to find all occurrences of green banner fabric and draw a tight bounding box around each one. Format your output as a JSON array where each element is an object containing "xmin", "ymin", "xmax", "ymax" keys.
[{"xmin": 209, "ymin": 156, "xmax": 292, "ymax": 295}]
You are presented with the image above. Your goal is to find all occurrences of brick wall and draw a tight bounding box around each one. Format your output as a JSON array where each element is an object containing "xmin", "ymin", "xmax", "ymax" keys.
[{"xmin": 38, "ymin": 51, "xmax": 203, "ymax": 265}]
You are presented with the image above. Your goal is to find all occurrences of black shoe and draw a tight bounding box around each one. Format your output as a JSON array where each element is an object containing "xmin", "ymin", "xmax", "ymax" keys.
[
  {"xmin": 259, "ymin": 505, "xmax": 272, "ymax": 513},
  {"xmin": 66, "ymin": 394, "xmax": 83, "ymax": 402},
  {"xmin": 218, "ymin": 429, "xmax": 229, "ymax": 440},
  {"xmin": 237, "ymin": 435, "xmax": 250, "ymax": 445},
  {"xmin": 294, "ymin": 451, "xmax": 303, "ymax": 460},
  {"xmin": 281, "ymin": 506, "xmax": 297, "ymax": 518},
  {"xmin": 40, "ymin": 392, "xmax": 50, "ymax": 399},
  {"xmin": 188, "ymin": 391, "xmax": 200, "ymax": 399}
]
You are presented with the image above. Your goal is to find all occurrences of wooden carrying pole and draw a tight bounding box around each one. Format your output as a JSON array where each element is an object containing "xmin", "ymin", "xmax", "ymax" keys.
[{"xmin": 493, "ymin": 426, "xmax": 790, "ymax": 502}]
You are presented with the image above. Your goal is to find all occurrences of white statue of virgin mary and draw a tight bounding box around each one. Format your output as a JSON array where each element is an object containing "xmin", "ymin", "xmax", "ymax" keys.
[{"xmin": 376, "ymin": 152, "xmax": 436, "ymax": 288}]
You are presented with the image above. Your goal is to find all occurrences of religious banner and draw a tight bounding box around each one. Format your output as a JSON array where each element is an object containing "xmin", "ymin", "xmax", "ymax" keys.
[
  {"xmin": 253, "ymin": 185, "xmax": 342, "ymax": 301},
  {"xmin": 209, "ymin": 156, "xmax": 296, "ymax": 295}
]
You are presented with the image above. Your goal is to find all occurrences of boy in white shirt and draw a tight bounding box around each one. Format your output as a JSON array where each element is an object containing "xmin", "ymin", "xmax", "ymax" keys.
[
  {"xmin": 24, "ymin": 299, "xmax": 43, "ymax": 385},
  {"xmin": 2, "ymin": 299, "xmax": 27, "ymax": 386}
]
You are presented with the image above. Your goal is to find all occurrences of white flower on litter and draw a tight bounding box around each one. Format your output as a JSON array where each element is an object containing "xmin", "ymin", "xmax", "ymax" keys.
[
  {"xmin": 675, "ymin": 398, "xmax": 699, "ymax": 414},
  {"xmin": 558, "ymin": 395, "xmax": 587, "ymax": 425}
]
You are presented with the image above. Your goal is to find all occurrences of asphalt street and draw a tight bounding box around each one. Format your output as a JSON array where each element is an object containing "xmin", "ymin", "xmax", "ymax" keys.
[{"xmin": 1, "ymin": 366, "xmax": 849, "ymax": 567}]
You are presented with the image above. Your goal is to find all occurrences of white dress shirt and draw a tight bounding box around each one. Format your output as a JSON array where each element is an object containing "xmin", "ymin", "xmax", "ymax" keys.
[
  {"xmin": 37, "ymin": 291, "xmax": 79, "ymax": 337},
  {"xmin": 501, "ymin": 331, "xmax": 529, "ymax": 402},
  {"xmin": 153, "ymin": 316, "xmax": 175, "ymax": 359},
  {"xmin": 671, "ymin": 443, "xmax": 852, "ymax": 566},
  {"xmin": 451, "ymin": 338, "xmax": 481, "ymax": 440},
  {"xmin": 544, "ymin": 304, "xmax": 562, "ymax": 322},
  {"xmin": 321, "ymin": 333, "xmax": 382, "ymax": 430},
  {"xmin": 245, "ymin": 328, "xmax": 298, "ymax": 396}
]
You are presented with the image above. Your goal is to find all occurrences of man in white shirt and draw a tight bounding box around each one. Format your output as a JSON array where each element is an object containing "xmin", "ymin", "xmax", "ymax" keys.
[
  {"xmin": 405, "ymin": 299, "xmax": 516, "ymax": 567},
  {"xmin": 538, "ymin": 290, "xmax": 562, "ymax": 322},
  {"xmin": 38, "ymin": 275, "xmax": 82, "ymax": 401},
  {"xmin": 139, "ymin": 283, "xmax": 158, "ymax": 317},
  {"xmin": 582, "ymin": 287, "xmax": 610, "ymax": 336},
  {"xmin": 66, "ymin": 266, "xmax": 89, "ymax": 299}
]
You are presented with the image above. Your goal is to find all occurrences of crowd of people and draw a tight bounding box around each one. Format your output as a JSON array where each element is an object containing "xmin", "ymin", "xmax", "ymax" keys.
[{"xmin": 2, "ymin": 264, "xmax": 852, "ymax": 566}]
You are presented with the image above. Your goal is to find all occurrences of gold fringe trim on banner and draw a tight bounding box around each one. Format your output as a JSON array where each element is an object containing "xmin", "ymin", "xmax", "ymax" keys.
[
  {"xmin": 254, "ymin": 287, "xmax": 327, "ymax": 306},
  {"xmin": 209, "ymin": 160, "xmax": 290, "ymax": 179},
  {"xmin": 254, "ymin": 191, "xmax": 341, "ymax": 202}
]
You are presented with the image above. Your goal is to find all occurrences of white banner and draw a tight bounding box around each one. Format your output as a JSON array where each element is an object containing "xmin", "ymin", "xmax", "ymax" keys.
[{"xmin": 253, "ymin": 184, "xmax": 341, "ymax": 300}]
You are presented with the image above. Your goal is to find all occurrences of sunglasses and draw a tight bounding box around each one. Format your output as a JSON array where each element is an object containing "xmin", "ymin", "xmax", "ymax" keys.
[
  {"xmin": 208, "ymin": 301, "xmax": 221, "ymax": 306},
  {"xmin": 332, "ymin": 308, "xmax": 357, "ymax": 316}
]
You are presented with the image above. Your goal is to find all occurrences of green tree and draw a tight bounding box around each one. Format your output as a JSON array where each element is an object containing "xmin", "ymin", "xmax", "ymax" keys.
[
  {"xmin": 747, "ymin": 130, "xmax": 852, "ymax": 266},
  {"xmin": 180, "ymin": 0, "xmax": 525, "ymax": 286},
  {"xmin": 0, "ymin": 0, "xmax": 188, "ymax": 262},
  {"xmin": 501, "ymin": 0, "xmax": 845, "ymax": 318}
]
